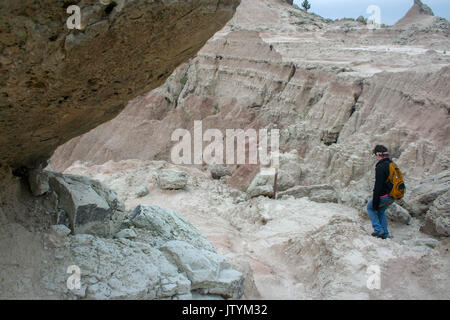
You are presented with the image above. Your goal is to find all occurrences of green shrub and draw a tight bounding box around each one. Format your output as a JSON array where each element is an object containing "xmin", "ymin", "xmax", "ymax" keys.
[
  {"xmin": 180, "ymin": 74, "xmax": 188, "ymax": 86},
  {"xmin": 302, "ymin": 0, "xmax": 311, "ymax": 12}
]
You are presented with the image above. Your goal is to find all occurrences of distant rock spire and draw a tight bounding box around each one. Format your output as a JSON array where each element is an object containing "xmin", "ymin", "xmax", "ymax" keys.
[
  {"xmin": 414, "ymin": 0, "xmax": 434, "ymax": 16},
  {"xmin": 395, "ymin": 0, "xmax": 435, "ymax": 27}
]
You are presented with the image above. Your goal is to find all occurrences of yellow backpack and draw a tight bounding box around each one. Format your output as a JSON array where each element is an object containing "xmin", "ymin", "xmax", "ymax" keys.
[{"xmin": 387, "ymin": 161, "xmax": 406, "ymax": 199}]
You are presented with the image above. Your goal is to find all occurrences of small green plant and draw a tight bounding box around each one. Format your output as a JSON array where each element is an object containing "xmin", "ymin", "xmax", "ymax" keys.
[
  {"xmin": 180, "ymin": 74, "xmax": 188, "ymax": 86},
  {"xmin": 184, "ymin": 110, "xmax": 191, "ymax": 122},
  {"xmin": 302, "ymin": 0, "xmax": 311, "ymax": 12},
  {"xmin": 213, "ymin": 103, "xmax": 221, "ymax": 115}
]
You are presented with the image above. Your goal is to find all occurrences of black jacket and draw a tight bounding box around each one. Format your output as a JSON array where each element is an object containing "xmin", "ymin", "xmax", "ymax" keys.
[{"xmin": 373, "ymin": 157, "xmax": 391, "ymax": 210}]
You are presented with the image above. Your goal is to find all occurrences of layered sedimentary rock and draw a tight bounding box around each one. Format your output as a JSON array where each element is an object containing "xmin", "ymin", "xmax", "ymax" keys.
[
  {"xmin": 51, "ymin": 0, "xmax": 449, "ymax": 238},
  {"xmin": 278, "ymin": 184, "xmax": 339, "ymax": 203},
  {"xmin": 53, "ymin": 0, "xmax": 449, "ymax": 179},
  {"xmin": 47, "ymin": 172, "xmax": 127, "ymax": 236}
]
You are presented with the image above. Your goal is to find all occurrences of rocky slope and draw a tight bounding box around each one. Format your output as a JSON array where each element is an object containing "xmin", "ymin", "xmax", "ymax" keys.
[
  {"xmin": 61, "ymin": 159, "xmax": 450, "ymax": 299},
  {"xmin": 52, "ymin": 0, "xmax": 450, "ymax": 236},
  {"xmin": 0, "ymin": 197, "xmax": 244, "ymax": 299},
  {"xmin": 1, "ymin": 156, "xmax": 244, "ymax": 299}
]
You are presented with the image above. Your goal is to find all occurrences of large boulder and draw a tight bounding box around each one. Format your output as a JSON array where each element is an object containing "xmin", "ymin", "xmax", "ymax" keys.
[
  {"xmin": 128, "ymin": 205, "xmax": 215, "ymax": 252},
  {"xmin": 48, "ymin": 172, "xmax": 126, "ymax": 236},
  {"xmin": 278, "ymin": 184, "xmax": 339, "ymax": 203},
  {"xmin": 420, "ymin": 190, "xmax": 450, "ymax": 237},
  {"xmin": 135, "ymin": 186, "xmax": 149, "ymax": 198},
  {"xmin": 0, "ymin": 0, "xmax": 240, "ymax": 170},
  {"xmin": 386, "ymin": 203, "xmax": 412, "ymax": 225},
  {"xmin": 406, "ymin": 170, "xmax": 450, "ymax": 217},
  {"xmin": 28, "ymin": 165, "xmax": 50, "ymax": 196},
  {"xmin": 210, "ymin": 164, "xmax": 232, "ymax": 180},
  {"xmin": 340, "ymin": 178, "xmax": 372, "ymax": 218},
  {"xmin": 160, "ymin": 240, "xmax": 244, "ymax": 299},
  {"xmin": 247, "ymin": 150, "xmax": 302, "ymax": 198},
  {"xmin": 247, "ymin": 185, "xmax": 275, "ymax": 199}
]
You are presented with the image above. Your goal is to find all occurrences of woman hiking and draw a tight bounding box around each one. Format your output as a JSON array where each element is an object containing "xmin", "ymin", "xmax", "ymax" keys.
[{"xmin": 366, "ymin": 145, "xmax": 395, "ymax": 239}]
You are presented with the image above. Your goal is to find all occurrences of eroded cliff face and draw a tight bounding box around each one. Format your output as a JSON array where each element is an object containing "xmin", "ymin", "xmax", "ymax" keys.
[
  {"xmin": 50, "ymin": 0, "xmax": 450, "ymax": 243},
  {"xmin": 0, "ymin": 0, "xmax": 240, "ymax": 169},
  {"xmin": 52, "ymin": 0, "xmax": 450, "ymax": 187}
]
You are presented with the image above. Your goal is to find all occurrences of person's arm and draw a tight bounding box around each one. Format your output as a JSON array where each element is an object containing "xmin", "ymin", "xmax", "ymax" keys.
[{"xmin": 372, "ymin": 164, "xmax": 386, "ymax": 210}]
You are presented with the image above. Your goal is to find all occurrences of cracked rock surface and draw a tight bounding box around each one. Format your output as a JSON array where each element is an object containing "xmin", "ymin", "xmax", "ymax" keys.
[{"xmin": 0, "ymin": 0, "xmax": 240, "ymax": 169}]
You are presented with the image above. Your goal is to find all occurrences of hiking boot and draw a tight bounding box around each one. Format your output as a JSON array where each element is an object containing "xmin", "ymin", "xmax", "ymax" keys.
[{"xmin": 371, "ymin": 231, "xmax": 385, "ymax": 238}]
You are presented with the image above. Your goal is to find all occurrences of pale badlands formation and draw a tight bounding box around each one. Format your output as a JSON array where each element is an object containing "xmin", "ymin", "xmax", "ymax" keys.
[
  {"xmin": 53, "ymin": 0, "xmax": 449, "ymax": 236},
  {"xmin": 1, "ymin": 0, "xmax": 449, "ymax": 299}
]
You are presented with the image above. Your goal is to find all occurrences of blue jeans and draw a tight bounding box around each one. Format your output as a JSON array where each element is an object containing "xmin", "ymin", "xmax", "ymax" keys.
[{"xmin": 366, "ymin": 196, "xmax": 394, "ymax": 238}]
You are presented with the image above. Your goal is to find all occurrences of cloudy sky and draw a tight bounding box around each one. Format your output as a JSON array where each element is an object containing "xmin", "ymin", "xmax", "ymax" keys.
[{"xmin": 293, "ymin": 0, "xmax": 450, "ymax": 25}]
